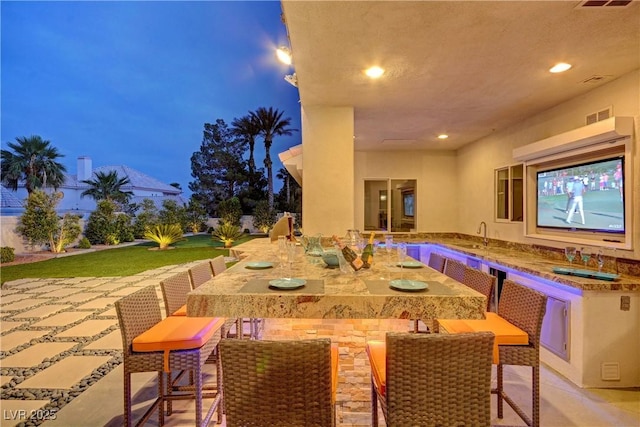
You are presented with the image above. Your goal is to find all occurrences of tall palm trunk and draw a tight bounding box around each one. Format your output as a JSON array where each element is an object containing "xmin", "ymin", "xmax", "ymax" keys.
[{"xmin": 264, "ymin": 139, "xmax": 274, "ymax": 209}]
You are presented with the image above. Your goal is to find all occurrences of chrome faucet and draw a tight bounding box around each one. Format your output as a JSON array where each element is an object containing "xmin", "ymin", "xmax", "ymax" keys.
[{"xmin": 477, "ymin": 221, "xmax": 488, "ymax": 247}]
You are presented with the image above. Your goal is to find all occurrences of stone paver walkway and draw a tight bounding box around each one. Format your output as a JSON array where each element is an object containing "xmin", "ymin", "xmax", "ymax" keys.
[{"xmin": 0, "ymin": 261, "xmax": 207, "ymax": 427}]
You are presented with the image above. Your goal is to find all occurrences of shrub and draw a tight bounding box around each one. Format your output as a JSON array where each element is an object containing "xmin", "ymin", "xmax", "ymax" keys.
[
  {"xmin": 212, "ymin": 222, "xmax": 243, "ymax": 247},
  {"xmin": 144, "ymin": 224, "xmax": 185, "ymax": 250},
  {"xmin": 77, "ymin": 237, "xmax": 91, "ymax": 249},
  {"xmin": 252, "ymin": 200, "xmax": 276, "ymax": 234},
  {"xmin": 1, "ymin": 247, "xmax": 15, "ymax": 263},
  {"xmin": 158, "ymin": 200, "xmax": 187, "ymax": 230},
  {"xmin": 217, "ymin": 197, "xmax": 242, "ymax": 227},
  {"xmin": 185, "ymin": 199, "xmax": 208, "ymax": 234},
  {"xmin": 85, "ymin": 200, "xmax": 133, "ymax": 245},
  {"xmin": 132, "ymin": 199, "xmax": 159, "ymax": 239},
  {"xmin": 16, "ymin": 190, "xmax": 81, "ymax": 253},
  {"xmin": 50, "ymin": 213, "xmax": 82, "ymax": 254}
]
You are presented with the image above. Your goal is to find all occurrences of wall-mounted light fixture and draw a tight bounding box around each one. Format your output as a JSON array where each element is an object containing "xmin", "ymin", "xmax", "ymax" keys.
[{"xmin": 276, "ymin": 46, "xmax": 293, "ymax": 65}]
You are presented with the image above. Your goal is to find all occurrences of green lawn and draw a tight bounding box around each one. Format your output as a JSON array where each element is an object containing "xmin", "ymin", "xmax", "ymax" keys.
[{"xmin": 0, "ymin": 234, "xmax": 255, "ymax": 285}]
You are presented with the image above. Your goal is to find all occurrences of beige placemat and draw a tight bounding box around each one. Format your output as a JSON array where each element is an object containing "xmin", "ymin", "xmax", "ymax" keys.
[
  {"xmin": 365, "ymin": 279, "xmax": 440, "ymax": 295},
  {"xmin": 240, "ymin": 278, "xmax": 324, "ymax": 294}
]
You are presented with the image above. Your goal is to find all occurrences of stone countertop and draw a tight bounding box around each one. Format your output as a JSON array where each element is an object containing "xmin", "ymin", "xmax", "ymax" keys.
[
  {"xmin": 187, "ymin": 238, "xmax": 486, "ymax": 320},
  {"xmin": 418, "ymin": 238, "xmax": 640, "ymax": 292}
]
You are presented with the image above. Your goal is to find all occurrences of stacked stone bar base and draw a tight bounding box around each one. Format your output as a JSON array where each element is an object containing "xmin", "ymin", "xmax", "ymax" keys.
[{"xmin": 263, "ymin": 317, "xmax": 411, "ymax": 427}]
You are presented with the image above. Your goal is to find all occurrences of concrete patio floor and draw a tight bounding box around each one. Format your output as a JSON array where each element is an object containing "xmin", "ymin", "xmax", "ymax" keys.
[{"xmin": 1, "ymin": 263, "xmax": 639, "ymax": 426}]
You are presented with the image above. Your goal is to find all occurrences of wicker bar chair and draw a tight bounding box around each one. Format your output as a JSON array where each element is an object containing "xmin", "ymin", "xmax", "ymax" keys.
[
  {"xmin": 493, "ymin": 279, "xmax": 547, "ymax": 427},
  {"xmin": 188, "ymin": 261, "xmax": 213, "ymax": 289},
  {"xmin": 220, "ymin": 338, "xmax": 338, "ymax": 427},
  {"xmin": 443, "ymin": 257, "xmax": 466, "ymax": 282},
  {"xmin": 427, "ymin": 251, "xmax": 446, "ymax": 272},
  {"xmin": 160, "ymin": 271, "xmax": 191, "ymax": 316},
  {"xmin": 115, "ymin": 285, "xmax": 222, "ymax": 427},
  {"xmin": 367, "ymin": 332, "xmax": 494, "ymax": 426},
  {"xmin": 411, "ymin": 251, "xmax": 449, "ymax": 332},
  {"xmin": 462, "ymin": 266, "xmax": 496, "ymax": 312},
  {"xmin": 209, "ymin": 255, "xmax": 227, "ymax": 276},
  {"xmin": 159, "ymin": 274, "xmax": 226, "ymax": 422},
  {"xmin": 209, "ymin": 255, "xmax": 262, "ymax": 339}
]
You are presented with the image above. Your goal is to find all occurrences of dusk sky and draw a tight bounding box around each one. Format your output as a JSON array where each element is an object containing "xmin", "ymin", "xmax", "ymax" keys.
[{"xmin": 1, "ymin": 1, "xmax": 301, "ymax": 195}]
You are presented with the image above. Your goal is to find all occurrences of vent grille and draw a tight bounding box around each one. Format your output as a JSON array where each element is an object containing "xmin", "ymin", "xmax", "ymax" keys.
[
  {"xmin": 582, "ymin": 75, "xmax": 612, "ymax": 84},
  {"xmin": 601, "ymin": 362, "xmax": 620, "ymax": 381},
  {"xmin": 577, "ymin": 0, "xmax": 633, "ymax": 7},
  {"xmin": 586, "ymin": 107, "xmax": 613, "ymax": 125}
]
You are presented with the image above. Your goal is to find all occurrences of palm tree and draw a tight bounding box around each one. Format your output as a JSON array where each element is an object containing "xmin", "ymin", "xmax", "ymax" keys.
[
  {"xmin": 1, "ymin": 135, "xmax": 67, "ymax": 194},
  {"xmin": 231, "ymin": 115, "xmax": 261, "ymax": 174},
  {"xmin": 81, "ymin": 170, "xmax": 133, "ymax": 204},
  {"xmin": 250, "ymin": 107, "xmax": 297, "ymax": 209},
  {"xmin": 276, "ymin": 167, "xmax": 291, "ymax": 206}
]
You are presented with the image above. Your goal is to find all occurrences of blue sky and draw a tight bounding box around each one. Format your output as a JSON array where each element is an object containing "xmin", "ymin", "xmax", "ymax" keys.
[{"xmin": 1, "ymin": 0, "xmax": 301, "ymax": 195}]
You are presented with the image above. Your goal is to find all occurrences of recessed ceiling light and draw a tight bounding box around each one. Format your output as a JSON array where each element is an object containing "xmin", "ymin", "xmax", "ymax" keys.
[
  {"xmin": 549, "ymin": 63, "xmax": 572, "ymax": 73},
  {"xmin": 437, "ymin": 134, "xmax": 449, "ymax": 140},
  {"xmin": 365, "ymin": 66, "xmax": 384, "ymax": 79},
  {"xmin": 276, "ymin": 47, "xmax": 292, "ymax": 65}
]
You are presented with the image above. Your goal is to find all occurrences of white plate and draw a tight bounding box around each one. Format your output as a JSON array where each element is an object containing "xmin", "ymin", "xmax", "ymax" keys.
[
  {"xmin": 389, "ymin": 279, "xmax": 428, "ymax": 292},
  {"xmin": 246, "ymin": 262, "xmax": 274, "ymax": 270},
  {"xmin": 269, "ymin": 278, "xmax": 307, "ymax": 290},
  {"xmin": 396, "ymin": 261, "xmax": 424, "ymax": 268}
]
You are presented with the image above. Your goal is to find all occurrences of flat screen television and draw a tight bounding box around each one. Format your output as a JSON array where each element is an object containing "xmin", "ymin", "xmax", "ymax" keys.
[{"xmin": 536, "ymin": 156, "xmax": 624, "ymax": 234}]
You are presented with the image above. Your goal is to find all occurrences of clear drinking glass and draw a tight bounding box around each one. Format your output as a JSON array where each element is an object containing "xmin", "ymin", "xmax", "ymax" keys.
[
  {"xmin": 565, "ymin": 246, "xmax": 577, "ymax": 266},
  {"xmin": 397, "ymin": 242, "xmax": 407, "ymax": 265},
  {"xmin": 286, "ymin": 241, "xmax": 297, "ymax": 278},
  {"xmin": 385, "ymin": 234, "xmax": 393, "ymax": 266},
  {"xmin": 278, "ymin": 236, "xmax": 287, "ymax": 275},
  {"xmin": 580, "ymin": 247, "xmax": 591, "ymax": 268},
  {"xmin": 397, "ymin": 242, "xmax": 407, "ymax": 279}
]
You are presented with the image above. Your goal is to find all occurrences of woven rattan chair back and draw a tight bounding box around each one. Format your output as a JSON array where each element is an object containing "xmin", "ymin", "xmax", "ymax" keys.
[
  {"xmin": 160, "ymin": 272, "xmax": 192, "ymax": 316},
  {"xmin": 498, "ymin": 279, "xmax": 547, "ymax": 348},
  {"xmin": 383, "ymin": 332, "xmax": 494, "ymax": 426},
  {"xmin": 220, "ymin": 338, "xmax": 335, "ymax": 427},
  {"xmin": 188, "ymin": 262, "xmax": 213, "ymax": 289},
  {"xmin": 443, "ymin": 258, "xmax": 466, "ymax": 282},
  {"xmin": 462, "ymin": 267, "xmax": 496, "ymax": 311},
  {"xmin": 494, "ymin": 279, "xmax": 548, "ymax": 427},
  {"xmin": 210, "ymin": 255, "xmax": 227, "ymax": 276},
  {"xmin": 116, "ymin": 286, "xmax": 163, "ymax": 359},
  {"xmin": 427, "ymin": 252, "xmax": 446, "ymax": 272}
]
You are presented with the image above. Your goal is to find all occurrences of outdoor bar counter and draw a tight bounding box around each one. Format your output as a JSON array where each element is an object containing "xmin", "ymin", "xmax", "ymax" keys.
[
  {"xmin": 186, "ymin": 238, "xmax": 486, "ymax": 320},
  {"xmin": 187, "ymin": 238, "xmax": 486, "ymax": 426}
]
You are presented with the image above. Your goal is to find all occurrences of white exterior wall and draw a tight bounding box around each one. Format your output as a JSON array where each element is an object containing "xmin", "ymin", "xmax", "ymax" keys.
[
  {"xmin": 301, "ymin": 106, "xmax": 355, "ymax": 235},
  {"xmin": 457, "ymin": 70, "xmax": 640, "ymax": 260},
  {"xmin": 354, "ymin": 150, "xmax": 459, "ymax": 233}
]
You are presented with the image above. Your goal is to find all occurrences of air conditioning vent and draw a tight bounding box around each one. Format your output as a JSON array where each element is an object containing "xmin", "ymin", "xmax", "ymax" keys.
[
  {"xmin": 586, "ymin": 107, "xmax": 613, "ymax": 125},
  {"xmin": 577, "ymin": 0, "xmax": 633, "ymax": 7},
  {"xmin": 581, "ymin": 75, "xmax": 612, "ymax": 84}
]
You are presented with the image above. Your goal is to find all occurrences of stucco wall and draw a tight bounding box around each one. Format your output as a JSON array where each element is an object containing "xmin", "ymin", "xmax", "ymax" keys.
[
  {"xmin": 354, "ymin": 150, "xmax": 458, "ymax": 233},
  {"xmin": 457, "ymin": 70, "xmax": 639, "ymax": 260}
]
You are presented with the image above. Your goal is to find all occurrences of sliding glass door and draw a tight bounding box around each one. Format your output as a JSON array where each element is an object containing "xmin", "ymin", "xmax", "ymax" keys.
[{"xmin": 364, "ymin": 179, "xmax": 416, "ymax": 232}]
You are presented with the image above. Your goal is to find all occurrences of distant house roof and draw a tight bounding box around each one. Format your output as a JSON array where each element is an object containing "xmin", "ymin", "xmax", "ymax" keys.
[
  {"xmin": 66, "ymin": 165, "xmax": 181, "ymax": 195},
  {"xmin": 0, "ymin": 185, "xmax": 23, "ymax": 208}
]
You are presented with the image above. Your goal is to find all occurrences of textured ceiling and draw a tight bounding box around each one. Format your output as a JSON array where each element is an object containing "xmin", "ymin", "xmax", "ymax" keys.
[{"xmin": 281, "ymin": 0, "xmax": 640, "ymax": 151}]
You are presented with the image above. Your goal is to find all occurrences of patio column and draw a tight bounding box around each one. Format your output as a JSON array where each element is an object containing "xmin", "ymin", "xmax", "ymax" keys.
[{"xmin": 301, "ymin": 106, "xmax": 355, "ymax": 235}]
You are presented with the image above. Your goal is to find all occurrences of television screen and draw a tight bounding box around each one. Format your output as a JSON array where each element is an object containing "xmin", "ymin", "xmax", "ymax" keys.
[{"xmin": 536, "ymin": 156, "xmax": 624, "ymax": 233}]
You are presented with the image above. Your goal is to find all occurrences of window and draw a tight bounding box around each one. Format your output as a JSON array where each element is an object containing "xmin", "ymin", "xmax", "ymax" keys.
[
  {"xmin": 364, "ymin": 179, "xmax": 416, "ymax": 232},
  {"xmin": 495, "ymin": 164, "xmax": 523, "ymax": 222}
]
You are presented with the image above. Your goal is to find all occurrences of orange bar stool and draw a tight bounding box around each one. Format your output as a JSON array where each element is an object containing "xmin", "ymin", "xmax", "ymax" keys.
[
  {"xmin": 366, "ymin": 332, "xmax": 494, "ymax": 426},
  {"xmin": 493, "ymin": 280, "xmax": 547, "ymax": 427},
  {"xmin": 115, "ymin": 285, "xmax": 223, "ymax": 427}
]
